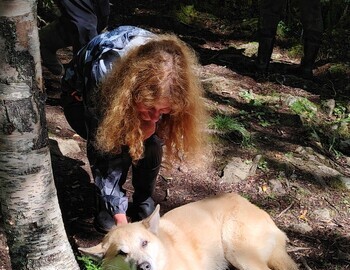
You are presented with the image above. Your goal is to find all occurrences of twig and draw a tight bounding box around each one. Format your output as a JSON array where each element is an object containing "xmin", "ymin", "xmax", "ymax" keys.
[
  {"xmin": 327, "ymin": 79, "xmax": 337, "ymax": 96},
  {"xmin": 201, "ymin": 76, "xmax": 223, "ymax": 83},
  {"xmin": 300, "ymin": 257, "xmax": 313, "ymax": 270},
  {"xmin": 277, "ymin": 201, "xmax": 295, "ymax": 218},
  {"xmin": 324, "ymin": 197, "xmax": 340, "ymax": 214},
  {"xmin": 276, "ymin": 75, "xmax": 286, "ymax": 86},
  {"xmin": 37, "ymin": 15, "xmax": 48, "ymax": 26},
  {"xmin": 288, "ymin": 246, "xmax": 311, "ymax": 252},
  {"xmin": 159, "ymin": 174, "xmax": 172, "ymax": 183},
  {"xmin": 165, "ymin": 189, "xmax": 170, "ymax": 200}
]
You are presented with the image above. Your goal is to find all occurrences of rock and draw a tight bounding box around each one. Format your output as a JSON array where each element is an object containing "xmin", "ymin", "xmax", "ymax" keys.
[
  {"xmin": 52, "ymin": 137, "xmax": 81, "ymax": 156},
  {"xmin": 314, "ymin": 208, "xmax": 332, "ymax": 222},
  {"xmin": 221, "ymin": 156, "xmax": 261, "ymax": 183},
  {"xmin": 286, "ymin": 146, "xmax": 344, "ymax": 187},
  {"xmin": 291, "ymin": 222, "xmax": 313, "ymax": 233},
  {"xmin": 340, "ymin": 177, "xmax": 350, "ymax": 190},
  {"xmin": 248, "ymin": 155, "xmax": 262, "ymax": 176},
  {"xmin": 322, "ymin": 99, "xmax": 335, "ymax": 117},
  {"xmin": 268, "ymin": 179, "xmax": 286, "ymax": 195},
  {"xmin": 345, "ymin": 157, "xmax": 350, "ymax": 166}
]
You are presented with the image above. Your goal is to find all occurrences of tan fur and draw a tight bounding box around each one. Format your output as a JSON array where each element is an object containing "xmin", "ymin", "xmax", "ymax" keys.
[{"xmin": 80, "ymin": 193, "xmax": 299, "ymax": 270}]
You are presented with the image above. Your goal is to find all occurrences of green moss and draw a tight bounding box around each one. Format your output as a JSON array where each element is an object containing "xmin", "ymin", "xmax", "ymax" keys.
[
  {"xmin": 287, "ymin": 44, "xmax": 303, "ymax": 59},
  {"xmin": 328, "ymin": 176, "xmax": 347, "ymax": 190},
  {"xmin": 329, "ymin": 63, "xmax": 349, "ymax": 76},
  {"xmin": 289, "ymin": 98, "xmax": 318, "ymax": 121}
]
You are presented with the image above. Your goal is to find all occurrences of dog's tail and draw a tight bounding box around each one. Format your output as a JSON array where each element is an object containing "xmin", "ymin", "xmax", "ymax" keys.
[{"xmin": 268, "ymin": 235, "xmax": 299, "ymax": 270}]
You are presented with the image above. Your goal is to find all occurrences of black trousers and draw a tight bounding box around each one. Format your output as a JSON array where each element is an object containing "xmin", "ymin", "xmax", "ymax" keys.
[
  {"xmin": 259, "ymin": 0, "xmax": 323, "ymax": 43},
  {"xmin": 57, "ymin": 0, "xmax": 110, "ymax": 53}
]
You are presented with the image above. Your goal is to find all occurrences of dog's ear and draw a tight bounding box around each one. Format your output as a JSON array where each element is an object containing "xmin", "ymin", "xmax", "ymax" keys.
[
  {"xmin": 78, "ymin": 243, "xmax": 106, "ymax": 262},
  {"xmin": 142, "ymin": 204, "xmax": 160, "ymax": 235}
]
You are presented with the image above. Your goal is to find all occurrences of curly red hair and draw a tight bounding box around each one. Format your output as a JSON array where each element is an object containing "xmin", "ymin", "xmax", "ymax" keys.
[{"xmin": 95, "ymin": 34, "xmax": 207, "ymax": 164}]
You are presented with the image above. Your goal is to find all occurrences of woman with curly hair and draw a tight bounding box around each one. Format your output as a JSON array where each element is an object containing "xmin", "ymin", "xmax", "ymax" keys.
[{"xmin": 61, "ymin": 26, "xmax": 207, "ymax": 232}]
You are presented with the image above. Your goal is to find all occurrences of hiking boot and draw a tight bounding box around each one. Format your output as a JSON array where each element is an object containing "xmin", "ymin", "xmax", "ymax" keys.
[
  {"xmin": 293, "ymin": 41, "xmax": 320, "ymax": 80},
  {"xmin": 255, "ymin": 37, "xmax": 275, "ymax": 78}
]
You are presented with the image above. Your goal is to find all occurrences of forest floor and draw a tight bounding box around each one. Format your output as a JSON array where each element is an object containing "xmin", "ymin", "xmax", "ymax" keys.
[{"xmin": 1, "ymin": 2, "xmax": 350, "ymax": 270}]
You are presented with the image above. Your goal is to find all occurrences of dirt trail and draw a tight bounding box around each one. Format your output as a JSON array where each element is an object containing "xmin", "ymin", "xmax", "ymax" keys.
[{"xmin": 1, "ymin": 3, "xmax": 349, "ymax": 270}]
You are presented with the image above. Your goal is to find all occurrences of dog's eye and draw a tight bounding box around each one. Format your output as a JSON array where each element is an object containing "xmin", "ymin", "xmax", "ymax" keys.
[{"xmin": 141, "ymin": 240, "xmax": 148, "ymax": 248}]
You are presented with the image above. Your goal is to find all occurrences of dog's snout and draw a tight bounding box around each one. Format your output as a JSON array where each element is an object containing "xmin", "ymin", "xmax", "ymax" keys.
[{"xmin": 138, "ymin": 261, "xmax": 151, "ymax": 270}]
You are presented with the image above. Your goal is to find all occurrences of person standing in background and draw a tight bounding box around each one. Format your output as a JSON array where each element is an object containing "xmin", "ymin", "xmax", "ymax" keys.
[
  {"xmin": 255, "ymin": 0, "xmax": 323, "ymax": 79},
  {"xmin": 39, "ymin": 0, "xmax": 110, "ymax": 75}
]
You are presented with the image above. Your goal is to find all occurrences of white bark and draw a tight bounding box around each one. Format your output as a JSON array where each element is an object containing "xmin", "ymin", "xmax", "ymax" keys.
[{"xmin": 0, "ymin": 0, "xmax": 79, "ymax": 269}]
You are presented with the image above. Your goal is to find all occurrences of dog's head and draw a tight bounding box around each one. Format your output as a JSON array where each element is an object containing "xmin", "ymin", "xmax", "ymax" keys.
[{"xmin": 79, "ymin": 205, "xmax": 165, "ymax": 270}]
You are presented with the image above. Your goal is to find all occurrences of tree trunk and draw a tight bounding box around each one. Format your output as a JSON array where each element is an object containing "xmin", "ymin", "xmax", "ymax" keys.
[{"xmin": 0, "ymin": 0, "xmax": 79, "ymax": 269}]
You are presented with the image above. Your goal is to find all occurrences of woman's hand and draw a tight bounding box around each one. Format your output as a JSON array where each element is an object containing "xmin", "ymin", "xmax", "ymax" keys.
[{"xmin": 114, "ymin": 213, "xmax": 128, "ymax": 226}]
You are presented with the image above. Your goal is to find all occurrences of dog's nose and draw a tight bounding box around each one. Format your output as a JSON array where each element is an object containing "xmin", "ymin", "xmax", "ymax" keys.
[{"xmin": 138, "ymin": 261, "xmax": 151, "ymax": 270}]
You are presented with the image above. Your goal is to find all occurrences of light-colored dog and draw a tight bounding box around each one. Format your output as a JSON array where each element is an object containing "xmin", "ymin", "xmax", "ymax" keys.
[{"xmin": 80, "ymin": 193, "xmax": 298, "ymax": 270}]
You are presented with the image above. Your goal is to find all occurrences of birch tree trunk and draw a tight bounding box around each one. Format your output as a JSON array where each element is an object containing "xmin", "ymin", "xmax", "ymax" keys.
[{"xmin": 0, "ymin": 0, "xmax": 79, "ymax": 269}]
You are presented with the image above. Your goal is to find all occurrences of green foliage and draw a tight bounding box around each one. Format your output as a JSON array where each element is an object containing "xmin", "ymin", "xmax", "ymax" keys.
[
  {"xmin": 333, "ymin": 102, "xmax": 347, "ymax": 118},
  {"xmin": 209, "ymin": 114, "xmax": 251, "ymax": 146},
  {"xmin": 78, "ymin": 255, "xmax": 136, "ymax": 270},
  {"xmin": 102, "ymin": 255, "xmax": 137, "ymax": 270},
  {"xmin": 255, "ymin": 111, "xmax": 279, "ymax": 127},
  {"xmin": 328, "ymin": 63, "xmax": 348, "ymax": 76},
  {"xmin": 239, "ymin": 90, "xmax": 254, "ymax": 102},
  {"xmin": 238, "ymin": 89, "xmax": 348, "ymax": 159},
  {"xmin": 209, "ymin": 115, "xmax": 234, "ymax": 130},
  {"xmin": 328, "ymin": 175, "xmax": 348, "ymax": 190},
  {"xmin": 291, "ymin": 97, "xmax": 350, "ymax": 157},
  {"xmin": 331, "ymin": 103, "xmax": 350, "ymax": 141},
  {"xmin": 78, "ymin": 256, "xmax": 101, "ymax": 270},
  {"xmin": 289, "ymin": 98, "xmax": 318, "ymax": 121},
  {"xmin": 175, "ymin": 5, "xmax": 198, "ymax": 24},
  {"xmin": 239, "ymin": 90, "xmax": 262, "ymax": 106},
  {"xmin": 323, "ymin": 101, "xmax": 350, "ymax": 140},
  {"xmin": 287, "ymin": 44, "xmax": 303, "ymax": 59},
  {"xmin": 42, "ymin": 0, "xmax": 55, "ymax": 8},
  {"xmin": 257, "ymin": 159, "xmax": 269, "ymax": 172},
  {"xmin": 285, "ymin": 152, "xmax": 294, "ymax": 159},
  {"xmin": 276, "ymin": 21, "xmax": 291, "ymax": 40}
]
